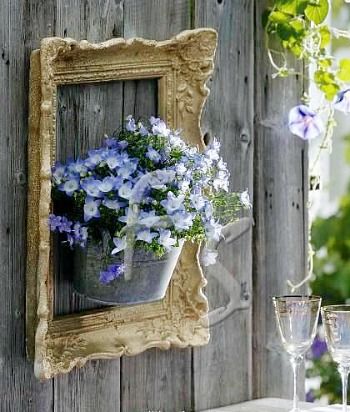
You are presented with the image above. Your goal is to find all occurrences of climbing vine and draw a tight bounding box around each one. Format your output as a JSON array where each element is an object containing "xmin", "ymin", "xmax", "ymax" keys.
[{"xmin": 264, "ymin": 0, "xmax": 350, "ymax": 290}]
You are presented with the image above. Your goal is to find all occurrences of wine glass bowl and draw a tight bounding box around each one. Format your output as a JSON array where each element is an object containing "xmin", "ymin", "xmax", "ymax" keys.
[
  {"xmin": 273, "ymin": 295, "xmax": 321, "ymax": 412},
  {"xmin": 322, "ymin": 305, "xmax": 350, "ymax": 412}
]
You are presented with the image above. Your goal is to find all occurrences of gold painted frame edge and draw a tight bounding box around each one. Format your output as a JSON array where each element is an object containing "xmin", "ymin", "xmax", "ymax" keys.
[{"xmin": 26, "ymin": 28, "xmax": 218, "ymax": 379}]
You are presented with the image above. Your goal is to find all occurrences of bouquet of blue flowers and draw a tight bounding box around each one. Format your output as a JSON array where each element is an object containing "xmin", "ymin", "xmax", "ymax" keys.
[{"xmin": 49, "ymin": 116, "xmax": 251, "ymax": 285}]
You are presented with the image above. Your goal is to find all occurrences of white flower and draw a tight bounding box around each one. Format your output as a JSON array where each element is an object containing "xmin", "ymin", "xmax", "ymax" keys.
[
  {"xmin": 201, "ymin": 248, "xmax": 218, "ymax": 266},
  {"xmin": 158, "ymin": 229, "xmax": 176, "ymax": 251},
  {"xmin": 111, "ymin": 237, "xmax": 127, "ymax": 255},
  {"xmin": 240, "ymin": 190, "xmax": 252, "ymax": 209},
  {"xmin": 288, "ymin": 105, "xmax": 324, "ymax": 140},
  {"xmin": 160, "ymin": 192, "xmax": 185, "ymax": 214},
  {"xmin": 136, "ymin": 229, "xmax": 158, "ymax": 243},
  {"xmin": 118, "ymin": 182, "xmax": 133, "ymax": 199}
]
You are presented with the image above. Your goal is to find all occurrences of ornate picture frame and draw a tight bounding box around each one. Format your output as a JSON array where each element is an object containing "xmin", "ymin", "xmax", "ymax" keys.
[{"xmin": 26, "ymin": 29, "xmax": 217, "ymax": 379}]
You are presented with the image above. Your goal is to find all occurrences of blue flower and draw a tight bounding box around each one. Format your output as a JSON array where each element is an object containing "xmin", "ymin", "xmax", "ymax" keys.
[
  {"xmin": 311, "ymin": 336, "xmax": 327, "ymax": 359},
  {"xmin": 136, "ymin": 229, "xmax": 158, "ymax": 243},
  {"xmin": 118, "ymin": 182, "xmax": 133, "ymax": 199},
  {"xmin": 117, "ymin": 159, "xmax": 138, "ymax": 179},
  {"xmin": 125, "ymin": 115, "xmax": 137, "ymax": 132},
  {"xmin": 160, "ymin": 192, "xmax": 185, "ymax": 214},
  {"xmin": 305, "ymin": 390, "xmax": 315, "ymax": 403},
  {"xmin": 190, "ymin": 193, "xmax": 205, "ymax": 211},
  {"xmin": 52, "ymin": 162, "xmax": 67, "ymax": 184},
  {"xmin": 59, "ymin": 178, "xmax": 80, "ymax": 196},
  {"xmin": 139, "ymin": 123, "xmax": 149, "ymax": 136},
  {"xmin": 105, "ymin": 151, "xmax": 121, "ymax": 170},
  {"xmin": 48, "ymin": 214, "xmax": 73, "ymax": 233},
  {"xmin": 83, "ymin": 197, "xmax": 101, "ymax": 222},
  {"xmin": 102, "ymin": 198, "xmax": 123, "ymax": 211},
  {"xmin": 201, "ymin": 248, "xmax": 218, "ymax": 266},
  {"xmin": 158, "ymin": 229, "xmax": 176, "ymax": 251},
  {"xmin": 81, "ymin": 178, "xmax": 103, "ymax": 198},
  {"xmin": 99, "ymin": 263, "xmax": 125, "ymax": 284},
  {"xmin": 334, "ymin": 88, "xmax": 350, "ymax": 113},
  {"xmin": 104, "ymin": 137, "xmax": 119, "ymax": 149},
  {"xmin": 205, "ymin": 137, "xmax": 220, "ymax": 161},
  {"xmin": 98, "ymin": 176, "xmax": 122, "ymax": 193},
  {"xmin": 213, "ymin": 170, "xmax": 229, "ymax": 192},
  {"xmin": 288, "ymin": 105, "xmax": 324, "ymax": 140},
  {"xmin": 111, "ymin": 237, "xmax": 127, "ymax": 255},
  {"xmin": 152, "ymin": 119, "xmax": 170, "ymax": 137},
  {"xmin": 205, "ymin": 219, "xmax": 223, "ymax": 241},
  {"xmin": 85, "ymin": 149, "xmax": 105, "ymax": 168},
  {"xmin": 72, "ymin": 222, "xmax": 88, "ymax": 247},
  {"xmin": 170, "ymin": 211, "xmax": 194, "ymax": 230},
  {"xmin": 146, "ymin": 146, "xmax": 161, "ymax": 163},
  {"xmin": 67, "ymin": 158, "xmax": 88, "ymax": 176}
]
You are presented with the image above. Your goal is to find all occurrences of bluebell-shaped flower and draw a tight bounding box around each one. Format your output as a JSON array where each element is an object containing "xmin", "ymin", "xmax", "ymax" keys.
[
  {"xmin": 205, "ymin": 219, "xmax": 223, "ymax": 242},
  {"xmin": 334, "ymin": 88, "xmax": 350, "ymax": 113},
  {"xmin": 67, "ymin": 158, "xmax": 88, "ymax": 176},
  {"xmin": 83, "ymin": 197, "xmax": 101, "ymax": 222},
  {"xmin": 52, "ymin": 162, "xmax": 66, "ymax": 184},
  {"xmin": 105, "ymin": 150, "xmax": 121, "ymax": 170},
  {"xmin": 240, "ymin": 190, "xmax": 252, "ymax": 209},
  {"xmin": 170, "ymin": 211, "xmax": 194, "ymax": 230},
  {"xmin": 111, "ymin": 237, "xmax": 127, "ymax": 255},
  {"xmin": 99, "ymin": 263, "xmax": 125, "ymax": 284},
  {"xmin": 102, "ymin": 198, "xmax": 122, "ymax": 211},
  {"xmin": 190, "ymin": 193, "xmax": 205, "ymax": 211},
  {"xmin": 201, "ymin": 248, "xmax": 218, "ymax": 266},
  {"xmin": 146, "ymin": 146, "xmax": 161, "ymax": 163},
  {"xmin": 118, "ymin": 182, "xmax": 133, "ymax": 199},
  {"xmin": 98, "ymin": 176, "xmax": 122, "ymax": 193},
  {"xmin": 288, "ymin": 105, "xmax": 324, "ymax": 140},
  {"xmin": 158, "ymin": 229, "xmax": 176, "ymax": 251},
  {"xmin": 85, "ymin": 149, "xmax": 105, "ymax": 168},
  {"xmin": 160, "ymin": 192, "xmax": 185, "ymax": 214},
  {"xmin": 81, "ymin": 177, "xmax": 103, "ymax": 198},
  {"xmin": 136, "ymin": 229, "xmax": 158, "ymax": 243},
  {"xmin": 59, "ymin": 178, "xmax": 80, "ymax": 196},
  {"xmin": 125, "ymin": 115, "xmax": 136, "ymax": 132}
]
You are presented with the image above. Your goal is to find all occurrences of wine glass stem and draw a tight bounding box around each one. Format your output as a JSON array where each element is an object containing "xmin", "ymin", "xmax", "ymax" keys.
[
  {"xmin": 290, "ymin": 356, "xmax": 302, "ymax": 411},
  {"xmin": 339, "ymin": 366, "xmax": 350, "ymax": 412}
]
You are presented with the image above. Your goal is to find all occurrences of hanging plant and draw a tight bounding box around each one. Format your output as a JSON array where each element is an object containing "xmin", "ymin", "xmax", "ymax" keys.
[{"xmin": 49, "ymin": 116, "xmax": 251, "ymax": 304}]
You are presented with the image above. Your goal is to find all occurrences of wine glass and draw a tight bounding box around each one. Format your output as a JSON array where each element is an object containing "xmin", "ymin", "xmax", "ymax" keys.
[
  {"xmin": 273, "ymin": 295, "xmax": 321, "ymax": 412},
  {"xmin": 322, "ymin": 305, "xmax": 350, "ymax": 412}
]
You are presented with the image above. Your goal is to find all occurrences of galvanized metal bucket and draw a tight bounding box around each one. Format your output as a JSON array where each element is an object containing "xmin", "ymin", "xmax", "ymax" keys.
[{"xmin": 73, "ymin": 238, "xmax": 183, "ymax": 306}]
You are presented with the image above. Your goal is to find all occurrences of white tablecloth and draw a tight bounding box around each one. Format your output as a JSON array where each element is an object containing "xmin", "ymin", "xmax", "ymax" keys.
[{"xmin": 202, "ymin": 398, "xmax": 343, "ymax": 412}]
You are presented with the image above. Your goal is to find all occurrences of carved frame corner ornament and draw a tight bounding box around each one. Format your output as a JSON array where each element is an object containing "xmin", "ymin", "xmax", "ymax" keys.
[{"xmin": 26, "ymin": 29, "xmax": 218, "ymax": 379}]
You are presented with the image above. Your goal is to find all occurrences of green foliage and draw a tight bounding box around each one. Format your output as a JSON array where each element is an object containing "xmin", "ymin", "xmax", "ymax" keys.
[{"xmin": 264, "ymin": 0, "xmax": 350, "ymax": 102}]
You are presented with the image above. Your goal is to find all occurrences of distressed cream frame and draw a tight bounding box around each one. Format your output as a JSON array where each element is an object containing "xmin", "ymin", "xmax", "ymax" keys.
[{"xmin": 26, "ymin": 29, "xmax": 217, "ymax": 379}]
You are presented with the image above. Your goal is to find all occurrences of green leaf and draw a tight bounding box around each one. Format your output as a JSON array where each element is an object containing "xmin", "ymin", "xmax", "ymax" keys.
[
  {"xmin": 314, "ymin": 69, "xmax": 340, "ymax": 100},
  {"xmin": 337, "ymin": 58, "xmax": 350, "ymax": 82},
  {"xmin": 276, "ymin": 0, "xmax": 309, "ymax": 16},
  {"xmin": 319, "ymin": 25, "xmax": 331, "ymax": 48},
  {"xmin": 268, "ymin": 10, "xmax": 291, "ymax": 23},
  {"xmin": 305, "ymin": 0, "xmax": 330, "ymax": 24}
]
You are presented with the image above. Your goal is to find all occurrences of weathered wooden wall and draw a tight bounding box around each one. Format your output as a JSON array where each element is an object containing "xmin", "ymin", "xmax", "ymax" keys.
[{"xmin": 0, "ymin": 0, "xmax": 307, "ymax": 411}]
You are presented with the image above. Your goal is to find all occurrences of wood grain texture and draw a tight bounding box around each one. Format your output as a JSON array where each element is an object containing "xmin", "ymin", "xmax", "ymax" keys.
[
  {"xmin": 193, "ymin": 1, "xmax": 254, "ymax": 409},
  {"xmin": 252, "ymin": 0, "xmax": 308, "ymax": 400},
  {"xmin": 120, "ymin": 2, "xmax": 193, "ymax": 411},
  {"xmin": 53, "ymin": 1, "xmax": 124, "ymax": 410},
  {"xmin": 0, "ymin": 0, "xmax": 54, "ymax": 411}
]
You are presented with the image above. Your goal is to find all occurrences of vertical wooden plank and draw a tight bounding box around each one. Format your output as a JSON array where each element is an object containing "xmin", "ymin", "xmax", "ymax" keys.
[
  {"xmin": 120, "ymin": 2, "xmax": 192, "ymax": 412},
  {"xmin": 253, "ymin": 0, "xmax": 307, "ymax": 400},
  {"xmin": 53, "ymin": 2, "xmax": 124, "ymax": 411},
  {"xmin": 193, "ymin": 0, "xmax": 254, "ymax": 409},
  {"xmin": 0, "ymin": 0, "xmax": 54, "ymax": 410}
]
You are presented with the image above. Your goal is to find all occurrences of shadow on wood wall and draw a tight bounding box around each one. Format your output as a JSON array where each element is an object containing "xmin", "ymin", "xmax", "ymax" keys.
[{"xmin": 0, "ymin": 0, "xmax": 306, "ymax": 411}]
